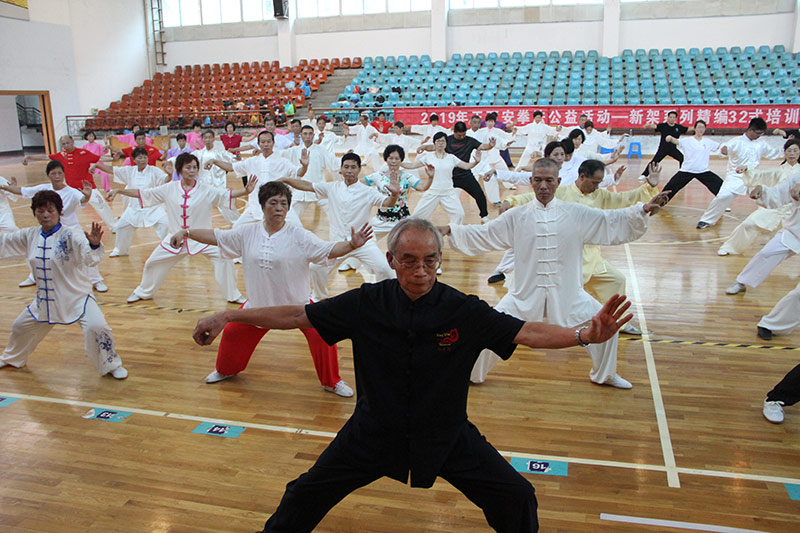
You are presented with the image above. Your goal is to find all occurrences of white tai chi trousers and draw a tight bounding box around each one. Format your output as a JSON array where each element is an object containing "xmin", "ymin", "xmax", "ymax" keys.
[
  {"xmin": 0, "ymin": 299, "xmax": 123, "ymax": 375},
  {"xmin": 89, "ymin": 188, "xmax": 118, "ymax": 229},
  {"xmin": 515, "ymin": 144, "xmax": 541, "ymax": 171},
  {"xmin": 310, "ymin": 241, "xmax": 394, "ymax": 301},
  {"xmin": 113, "ymin": 219, "xmax": 169, "ymax": 256},
  {"xmin": 759, "ymin": 280, "xmax": 800, "ymax": 335},
  {"xmin": 717, "ymin": 208, "xmax": 783, "ymax": 256},
  {"xmin": 699, "ymin": 175, "xmax": 747, "ymax": 225},
  {"xmin": 413, "ymin": 189, "xmax": 465, "ymax": 225},
  {"xmin": 470, "ymin": 295, "xmax": 619, "ymax": 385},
  {"xmin": 0, "ymin": 209, "xmax": 17, "ymax": 232},
  {"xmin": 736, "ymin": 231, "xmax": 795, "ymax": 288},
  {"xmin": 131, "ymin": 245, "xmax": 242, "ymax": 301},
  {"xmin": 494, "ymin": 249, "xmax": 516, "ymax": 274}
]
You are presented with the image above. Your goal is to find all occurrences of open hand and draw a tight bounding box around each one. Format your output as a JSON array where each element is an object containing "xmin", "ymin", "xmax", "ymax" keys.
[
  {"xmin": 582, "ymin": 294, "xmax": 633, "ymax": 343},
  {"xmin": 349, "ymin": 223, "xmax": 373, "ymax": 249},
  {"xmin": 643, "ymin": 191, "xmax": 670, "ymax": 215},
  {"xmin": 84, "ymin": 222, "xmax": 104, "ymax": 247},
  {"xmin": 749, "ymin": 185, "xmax": 763, "ymax": 200}
]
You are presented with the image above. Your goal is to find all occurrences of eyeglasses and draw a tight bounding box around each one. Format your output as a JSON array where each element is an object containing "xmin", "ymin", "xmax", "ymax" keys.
[{"xmin": 394, "ymin": 257, "xmax": 441, "ymax": 271}]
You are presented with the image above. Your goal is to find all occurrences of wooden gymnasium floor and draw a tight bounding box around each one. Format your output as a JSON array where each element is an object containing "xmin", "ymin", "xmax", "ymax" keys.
[{"xmin": 0, "ymin": 150, "xmax": 798, "ymax": 532}]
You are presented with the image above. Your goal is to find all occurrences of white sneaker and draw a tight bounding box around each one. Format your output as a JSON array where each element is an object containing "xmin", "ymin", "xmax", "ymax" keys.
[
  {"xmin": 324, "ymin": 380, "xmax": 354, "ymax": 397},
  {"xmin": 18, "ymin": 275, "xmax": 35, "ymax": 287},
  {"xmin": 481, "ymin": 216, "xmax": 490, "ymax": 224},
  {"xmin": 763, "ymin": 400, "xmax": 784, "ymax": 423},
  {"xmin": 205, "ymin": 369, "xmax": 235, "ymax": 384},
  {"xmin": 233, "ymin": 257, "xmax": 242, "ymax": 264},
  {"xmin": 338, "ymin": 262, "xmax": 356, "ymax": 272},
  {"xmin": 602, "ymin": 375, "xmax": 633, "ymax": 389},
  {"xmin": 436, "ymin": 267, "xmax": 443, "ymax": 275},
  {"xmin": 725, "ymin": 207, "xmax": 732, "ymax": 212},
  {"xmin": 110, "ymin": 367, "xmax": 128, "ymax": 380},
  {"xmin": 126, "ymin": 292, "xmax": 142, "ymax": 303},
  {"xmin": 717, "ymin": 249, "xmax": 730, "ymax": 256},
  {"xmin": 725, "ymin": 282, "xmax": 746, "ymax": 295},
  {"xmin": 637, "ymin": 174, "xmax": 647, "ymax": 182},
  {"xmin": 93, "ymin": 282, "xmax": 108, "ymax": 293},
  {"xmin": 620, "ymin": 323, "xmax": 642, "ymax": 335},
  {"xmin": 109, "ymin": 249, "xmax": 126, "ymax": 257},
  {"xmin": 228, "ymin": 295, "xmax": 246, "ymax": 304}
]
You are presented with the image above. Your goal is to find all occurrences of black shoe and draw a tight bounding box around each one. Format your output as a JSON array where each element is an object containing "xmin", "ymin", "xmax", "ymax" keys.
[
  {"xmin": 487, "ymin": 273, "xmax": 506, "ymax": 284},
  {"xmin": 696, "ymin": 221, "xmax": 711, "ymax": 229},
  {"xmin": 757, "ymin": 326, "xmax": 773, "ymax": 341}
]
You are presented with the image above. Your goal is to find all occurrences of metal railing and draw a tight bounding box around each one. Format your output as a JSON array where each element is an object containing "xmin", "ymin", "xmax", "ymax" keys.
[{"xmin": 17, "ymin": 103, "xmax": 42, "ymax": 127}]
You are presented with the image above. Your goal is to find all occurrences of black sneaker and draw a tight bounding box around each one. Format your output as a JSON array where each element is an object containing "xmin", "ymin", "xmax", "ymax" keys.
[
  {"xmin": 757, "ymin": 326, "xmax": 773, "ymax": 341},
  {"xmin": 487, "ymin": 273, "xmax": 505, "ymax": 284},
  {"xmin": 696, "ymin": 221, "xmax": 711, "ymax": 229}
]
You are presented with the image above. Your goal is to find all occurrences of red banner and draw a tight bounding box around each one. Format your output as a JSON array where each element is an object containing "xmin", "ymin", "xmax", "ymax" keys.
[{"xmin": 393, "ymin": 105, "xmax": 800, "ymax": 129}]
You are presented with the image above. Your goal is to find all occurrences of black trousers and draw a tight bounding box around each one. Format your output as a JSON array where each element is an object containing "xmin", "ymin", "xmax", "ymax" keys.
[
  {"xmin": 643, "ymin": 143, "xmax": 684, "ymax": 176},
  {"xmin": 261, "ymin": 432, "xmax": 538, "ymax": 533},
  {"xmin": 767, "ymin": 363, "xmax": 800, "ymax": 406},
  {"xmin": 499, "ymin": 148, "xmax": 514, "ymax": 168},
  {"xmin": 453, "ymin": 173, "xmax": 489, "ymax": 218},
  {"xmin": 663, "ymin": 170, "xmax": 723, "ymax": 202}
]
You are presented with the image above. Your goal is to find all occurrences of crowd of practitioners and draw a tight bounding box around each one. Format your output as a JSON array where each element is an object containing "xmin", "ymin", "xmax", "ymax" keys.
[{"xmin": 1, "ymin": 108, "xmax": 799, "ymax": 532}]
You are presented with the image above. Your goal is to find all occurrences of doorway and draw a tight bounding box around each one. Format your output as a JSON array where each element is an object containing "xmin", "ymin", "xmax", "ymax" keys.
[{"xmin": 0, "ymin": 90, "xmax": 56, "ymax": 156}]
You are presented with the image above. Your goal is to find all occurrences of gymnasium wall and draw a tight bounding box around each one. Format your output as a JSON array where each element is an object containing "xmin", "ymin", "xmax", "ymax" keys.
[{"xmin": 0, "ymin": 96, "xmax": 23, "ymax": 153}]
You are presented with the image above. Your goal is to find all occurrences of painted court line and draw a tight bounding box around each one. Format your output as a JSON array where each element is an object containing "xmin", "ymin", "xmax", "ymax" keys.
[
  {"xmin": 624, "ymin": 241, "xmax": 680, "ymax": 488},
  {"xmin": 600, "ymin": 513, "xmax": 768, "ymax": 532},
  {"xmin": 0, "ymin": 263, "xmax": 27, "ymax": 269},
  {"xmin": 2, "ymin": 391, "xmax": 799, "ymax": 486}
]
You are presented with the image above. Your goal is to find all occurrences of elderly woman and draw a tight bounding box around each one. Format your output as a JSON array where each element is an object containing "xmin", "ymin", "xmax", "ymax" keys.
[
  {"xmin": 0, "ymin": 190, "xmax": 127, "ymax": 379},
  {"xmin": 169, "ymin": 181, "xmax": 371, "ymax": 396}
]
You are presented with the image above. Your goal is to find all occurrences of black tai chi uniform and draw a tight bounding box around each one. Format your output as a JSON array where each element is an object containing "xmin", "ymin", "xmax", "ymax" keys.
[
  {"xmin": 643, "ymin": 122, "xmax": 689, "ymax": 176},
  {"xmin": 261, "ymin": 279, "xmax": 538, "ymax": 533},
  {"xmin": 446, "ymin": 134, "xmax": 490, "ymax": 218}
]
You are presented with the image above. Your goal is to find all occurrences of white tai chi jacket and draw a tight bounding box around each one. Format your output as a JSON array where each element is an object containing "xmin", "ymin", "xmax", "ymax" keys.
[
  {"xmin": 138, "ymin": 180, "xmax": 232, "ymax": 255},
  {"xmin": 721, "ymin": 135, "xmax": 784, "ymax": 193},
  {"xmin": 756, "ymin": 174, "xmax": 800, "ymax": 253},
  {"xmin": 0, "ymin": 223, "xmax": 104, "ymax": 324},
  {"xmin": 193, "ymin": 147, "xmax": 235, "ymax": 189},
  {"xmin": 740, "ymin": 163, "xmax": 800, "ymax": 231},
  {"xmin": 449, "ymin": 198, "xmax": 649, "ymax": 325},
  {"xmin": 113, "ymin": 165, "xmax": 169, "ymax": 228},
  {"xmin": 278, "ymin": 144, "xmax": 338, "ymax": 203}
]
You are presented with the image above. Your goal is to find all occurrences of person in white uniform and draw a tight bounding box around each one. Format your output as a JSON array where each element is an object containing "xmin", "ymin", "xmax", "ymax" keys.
[
  {"xmin": 277, "ymin": 125, "xmax": 339, "ymax": 217},
  {"xmin": 725, "ymin": 174, "xmax": 800, "ymax": 299},
  {"xmin": 717, "ymin": 139, "xmax": 800, "ymax": 256},
  {"xmin": 376, "ymin": 121, "xmax": 419, "ymax": 159},
  {"xmin": 660, "ymin": 119, "xmax": 724, "ymax": 203},
  {"xmin": 206, "ymin": 131, "xmax": 307, "ymax": 228},
  {"xmin": 314, "ymin": 116, "xmax": 339, "ymax": 155},
  {"xmin": 169, "ymin": 181, "xmax": 372, "ymax": 396},
  {"xmin": 418, "ymin": 113, "xmax": 450, "ymax": 146},
  {"xmin": 513, "ymin": 111, "xmax": 561, "ymax": 170},
  {"xmin": 343, "ymin": 113, "xmax": 381, "ymax": 171},
  {"xmin": 697, "ymin": 117, "xmax": 784, "ymax": 229},
  {"xmin": 107, "ymin": 153, "xmax": 254, "ymax": 304},
  {"xmin": 405, "ymin": 132, "xmax": 481, "ymax": 225},
  {"xmin": 1, "ymin": 161, "xmax": 108, "ymax": 292},
  {"xmin": 192, "ymin": 129, "xmax": 241, "ymax": 224},
  {"xmin": 280, "ymin": 152, "xmax": 400, "ymax": 302},
  {"xmin": 0, "ymin": 190, "xmax": 127, "ymax": 379},
  {"xmin": 440, "ymin": 157, "xmax": 669, "ymax": 388},
  {"xmin": 92, "ymin": 147, "xmax": 170, "ymax": 257},
  {"xmin": 472, "ymin": 112, "xmax": 515, "ymax": 206},
  {"xmin": 0, "ymin": 175, "xmax": 18, "ymax": 232}
]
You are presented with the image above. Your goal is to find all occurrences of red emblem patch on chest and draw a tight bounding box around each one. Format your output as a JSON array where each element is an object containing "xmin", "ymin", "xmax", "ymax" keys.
[{"xmin": 437, "ymin": 328, "xmax": 459, "ymax": 347}]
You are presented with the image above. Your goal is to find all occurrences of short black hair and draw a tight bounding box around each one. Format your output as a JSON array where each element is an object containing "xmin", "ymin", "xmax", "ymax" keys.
[
  {"xmin": 383, "ymin": 144, "xmax": 405, "ymax": 161},
  {"xmin": 748, "ymin": 117, "xmax": 767, "ymax": 131},
  {"xmin": 225, "ymin": 121, "xmax": 235, "ymax": 130},
  {"xmin": 341, "ymin": 152, "xmax": 361, "ymax": 167},
  {"xmin": 533, "ymin": 110, "xmax": 543, "ymax": 118},
  {"xmin": 175, "ymin": 152, "xmax": 199, "ymax": 175},
  {"xmin": 560, "ymin": 138, "xmax": 575, "ymax": 155},
  {"xmin": 430, "ymin": 114, "xmax": 439, "ymax": 122},
  {"xmin": 578, "ymin": 158, "xmax": 605, "ymax": 177},
  {"xmin": 83, "ymin": 130, "xmax": 95, "ymax": 140},
  {"xmin": 192, "ymin": 120, "xmax": 202, "ymax": 128},
  {"xmin": 258, "ymin": 181, "xmax": 292, "ymax": 209},
  {"xmin": 134, "ymin": 131, "xmax": 146, "ymax": 139},
  {"xmin": 46, "ymin": 160, "xmax": 65, "ymax": 175},
  {"xmin": 301, "ymin": 125, "xmax": 314, "ymax": 133},
  {"xmin": 131, "ymin": 147, "xmax": 148, "ymax": 159},
  {"xmin": 176, "ymin": 133, "xmax": 186, "ymax": 141},
  {"xmin": 257, "ymin": 130, "xmax": 275, "ymax": 143},
  {"xmin": 568, "ymin": 129, "xmax": 585, "ymax": 142},
  {"xmin": 378, "ymin": 111, "xmax": 385, "ymax": 117},
  {"xmin": 264, "ymin": 115, "xmax": 276, "ymax": 124},
  {"xmin": 202, "ymin": 129, "xmax": 215, "ymax": 138},
  {"xmin": 31, "ymin": 190, "xmax": 62, "ymax": 215},
  {"xmin": 290, "ymin": 119, "xmax": 301, "ymax": 126},
  {"xmin": 694, "ymin": 119, "xmax": 707, "ymax": 128},
  {"xmin": 544, "ymin": 141, "xmax": 563, "ymax": 158},
  {"xmin": 485, "ymin": 112, "xmax": 498, "ymax": 121},
  {"xmin": 667, "ymin": 111, "xmax": 678, "ymax": 117},
  {"xmin": 393, "ymin": 120, "xmax": 404, "ymax": 129},
  {"xmin": 453, "ymin": 121, "xmax": 467, "ymax": 133},
  {"xmin": 433, "ymin": 131, "xmax": 448, "ymax": 143},
  {"xmin": 783, "ymin": 139, "xmax": 800, "ymax": 152},
  {"xmin": 584, "ymin": 120, "xmax": 594, "ymax": 129}
]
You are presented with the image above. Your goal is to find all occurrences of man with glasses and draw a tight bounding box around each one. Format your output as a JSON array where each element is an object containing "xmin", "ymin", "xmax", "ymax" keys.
[
  {"xmin": 696, "ymin": 117, "xmax": 783, "ymax": 229},
  {"xmin": 192, "ymin": 216, "xmax": 634, "ymax": 533}
]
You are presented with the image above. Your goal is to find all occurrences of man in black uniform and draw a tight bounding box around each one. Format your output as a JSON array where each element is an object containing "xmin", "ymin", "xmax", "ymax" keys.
[
  {"xmin": 641, "ymin": 111, "xmax": 693, "ymax": 178},
  {"xmin": 420, "ymin": 121, "xmax": 495, "ymax": 222},
  {"xmin": 193, "ymin": 218, "xmax": 632, "ymax": 533}
]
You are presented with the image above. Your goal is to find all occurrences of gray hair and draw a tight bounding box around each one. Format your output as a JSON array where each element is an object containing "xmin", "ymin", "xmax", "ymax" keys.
[
  {"xmin": 533, "ymin": 157, "xmax": 559, "ymax": 174},
  {"xmin": 386, "ymin": 217, "xmax": 443, "ymax": 255}
]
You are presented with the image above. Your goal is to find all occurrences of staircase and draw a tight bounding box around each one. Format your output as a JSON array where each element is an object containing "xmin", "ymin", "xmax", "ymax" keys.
[{"xmin": 307, "ymin": 68, "xmax": 359, "ymax": 111}]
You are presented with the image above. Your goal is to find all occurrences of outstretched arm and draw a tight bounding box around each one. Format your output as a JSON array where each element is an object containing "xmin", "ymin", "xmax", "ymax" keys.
[
  {"xmin": 514, "ymin": 294, "xmax": 632, "ymax": 348},
  {"xmin": 0, "ymin": 176, "xmax": 21, "ymax": 195},
  {"xmin": 280, "ymin": 177, "xmax": 316, "ymax": 192},
  {"xmin": 22, "ymin": 154, "xmax": 51, "ymax": 165},
  {"xmin": 329, "ymin": 224, "xmax": 373, "ymax": 258},
  {"xmin": 193, "ymin": 305, "xmax": 311, "ymax": 345},
  {"xmin": 207, "ymin": 159, "xmax": 235, "ymax": 172},
  {"xmin": 170, "ymin": 228, "xmax": 217, "ymax": 249}
]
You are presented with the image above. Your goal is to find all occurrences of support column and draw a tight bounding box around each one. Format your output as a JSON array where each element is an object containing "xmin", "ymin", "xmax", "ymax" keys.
[
  {"xmin": 602, "ymin": 0, "xmax": 620, "ymax": 58},
  {"xmin": 792, "ymin": 0, "xmax": 800, "ymax": 53},
  {"xmin": 277, "ymin": 0, "xmax": 296, "ymax": 67},
  {"xmin": 431, "ymin": 0, "xmax": 447, "ymax": 62}
]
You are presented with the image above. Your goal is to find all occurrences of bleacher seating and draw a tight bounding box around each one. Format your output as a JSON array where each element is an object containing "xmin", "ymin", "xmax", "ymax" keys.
[
  {"xmin": 86, "ymin": 57, "xmax": 362, "ymax": 131},
  {"xmin": 338, "ymin": 46, "xmax": 798, "ymax": 110}
]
